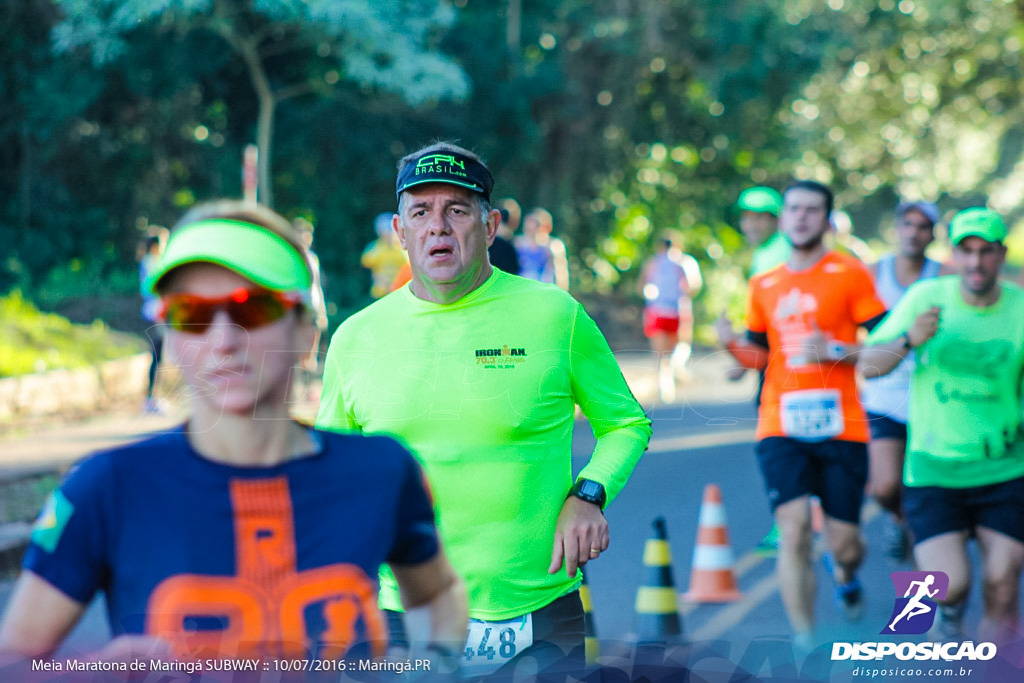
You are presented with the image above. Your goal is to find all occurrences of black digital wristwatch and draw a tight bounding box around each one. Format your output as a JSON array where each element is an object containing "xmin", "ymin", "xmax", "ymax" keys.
[{"xmin": 570, "ymin": 478, "xmax": 607, "ymax": 509}]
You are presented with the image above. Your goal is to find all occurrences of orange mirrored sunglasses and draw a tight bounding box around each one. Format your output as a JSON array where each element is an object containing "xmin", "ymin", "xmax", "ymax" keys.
[{"xmin": 159, "ymin": 288, "xmax": 299, "ymax": 333}]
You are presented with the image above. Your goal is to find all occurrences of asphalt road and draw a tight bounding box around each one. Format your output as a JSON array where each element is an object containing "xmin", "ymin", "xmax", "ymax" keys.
[{"xmin": 579, "ymin": 395, "xmax": 899, "ymax": 649}]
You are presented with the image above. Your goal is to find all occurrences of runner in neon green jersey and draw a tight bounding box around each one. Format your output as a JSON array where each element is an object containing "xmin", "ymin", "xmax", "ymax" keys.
[
  {"xmin": 316, "ymin": 141, "xmax": 651, "ymax": 678},
  {"xmin": 860, "ymin": 207, "xmax": 1024, "ymax": 645},
  {"xmin": 737, "ymin": 186, "xmax": 790, "ymax": 276},
  {"xmin": 720, "ymin": 186, "xmax": 789, "ymax": 556}
]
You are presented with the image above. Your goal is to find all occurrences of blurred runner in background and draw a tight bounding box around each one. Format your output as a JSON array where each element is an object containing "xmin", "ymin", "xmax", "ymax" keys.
[
  {"xmin": 361, "ymin": 211, "xmax": 408, "ymax": 299},
  {"xmin": 489, "ymin": 206, "xmax": 521, "ymax": 274},
  {"xmin": 293, "ymin": 217, "xmax": 329, "ymax": 401},
  {"xmin": 640, "ymin": 234, "xmax": 701, "ymax": 402},
  {"xmin": 738, "ymin": 186, "xmax": 789, "ymax": 276},
  {"xmin": 718, "ymin": 186, "xmax": 786, "ymax": 554},
  {"xmin": 861, "ymin": 200, "xmax": 941, "ymax": 564},
  {"xmin": 828, "ymin": 209, "xmax": 875, "ymax": 262},
  {"xmin": 517, "ymin": 207, "xmax": 570, "ymax": 290},
  {"xmin": 720, "ymin": 180, "xmax": 887, "ymax": 652},
  {"xmin": 138, "ymin": 227, "xmax": 169, "ymax": 415},
  {"xmin": 860, "ymin": 207, "xmax": 1024, "ymax": 646}
]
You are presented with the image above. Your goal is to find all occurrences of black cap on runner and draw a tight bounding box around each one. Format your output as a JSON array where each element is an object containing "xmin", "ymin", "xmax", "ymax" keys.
[{"xmin": 396, "ymin": 150, "xmax": 494, "ymax": 202}]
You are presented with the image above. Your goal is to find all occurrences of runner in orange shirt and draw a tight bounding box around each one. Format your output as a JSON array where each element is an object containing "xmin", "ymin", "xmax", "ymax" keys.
[{"xmin": 720, "ymin": 180, "xmax": 887, "ymax": 652}]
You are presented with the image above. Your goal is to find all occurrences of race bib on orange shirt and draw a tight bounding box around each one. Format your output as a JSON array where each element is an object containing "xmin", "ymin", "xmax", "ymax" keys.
[{"xmin": 780, "ymin": 389, "xmax": 844, "ymax": 442}]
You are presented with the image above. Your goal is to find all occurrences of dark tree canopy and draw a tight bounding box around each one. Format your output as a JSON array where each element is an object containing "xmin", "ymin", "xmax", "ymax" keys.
[{"xmin": 2, "ymin": 0, "xmax": 1021, "ymax": 334}]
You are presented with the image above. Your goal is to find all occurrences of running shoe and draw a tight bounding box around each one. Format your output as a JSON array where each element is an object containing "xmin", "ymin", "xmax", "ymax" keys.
[
  {"xmin": 882, "ymin": 517, "xmax": 912, "ymax": 564},
  {"xmin": 756, "ymin": 523, "xmax": 781, "ymax": 556},
  {"xmin": 821, "ymin": 550, "xmax": 834, "ymax": 578},
  {"xmin": 835, "ymin": 577, "xmax": 864, "ymax": 622},
  {"xmin": 822, "ymin": 553, "xmax": 864, "ymax": 621}
]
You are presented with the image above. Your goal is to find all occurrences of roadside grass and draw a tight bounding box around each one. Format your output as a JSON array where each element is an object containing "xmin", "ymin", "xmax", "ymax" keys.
[{"xmin": 0, "ymin": 290, "xmax": 145, "ymax": 378}]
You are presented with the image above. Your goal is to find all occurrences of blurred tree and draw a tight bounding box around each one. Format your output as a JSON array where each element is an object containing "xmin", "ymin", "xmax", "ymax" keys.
[
  {"xmin": 777, "ymin": 0, "xmax": 1024, "ymax": 235},
  {"xmin": 51, "ymin": 0, "xmax": 469, "ymax": 206},
  {"xmin": 0, "ymin": 0, "xmax": 109, "ymax": 293},
  {"xmin": 455, "ymin": 0, "xmax": 818, "ymax": 336},
  {"xmin": 6, "ymin": 0, "xmax": 1024, "ymax": 340}
]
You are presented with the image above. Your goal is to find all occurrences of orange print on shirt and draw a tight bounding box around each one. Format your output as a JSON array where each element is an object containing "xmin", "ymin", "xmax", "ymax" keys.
[
  {"xmin": 146, "ymin": 477, "xmax": 385, "ymax": 660},
  {"xmin": 746, "ymin": 252, "xmax": 886, "ymax": 442}
]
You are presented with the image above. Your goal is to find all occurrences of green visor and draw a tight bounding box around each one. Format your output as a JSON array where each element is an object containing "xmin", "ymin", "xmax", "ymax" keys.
[{"xmin": 144, "ymin": 219, "xmax": 312, "ymax": 297}]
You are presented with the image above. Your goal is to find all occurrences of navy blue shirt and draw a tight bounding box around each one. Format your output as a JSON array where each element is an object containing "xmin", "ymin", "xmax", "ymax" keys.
[{"xmin": 24, "ymin": 426, "xmax": 438, "ymax": 659}]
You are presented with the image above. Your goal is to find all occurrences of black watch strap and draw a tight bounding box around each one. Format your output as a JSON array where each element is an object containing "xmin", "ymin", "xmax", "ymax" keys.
[{"xmin": 570, "ymin": 478, "xmax": 607, "ymax": 509}]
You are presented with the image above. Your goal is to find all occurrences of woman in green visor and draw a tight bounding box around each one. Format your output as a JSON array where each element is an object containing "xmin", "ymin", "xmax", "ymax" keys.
[{"xmin": 0, "ymin": 200, "xmax": 466, "ymax": 674}]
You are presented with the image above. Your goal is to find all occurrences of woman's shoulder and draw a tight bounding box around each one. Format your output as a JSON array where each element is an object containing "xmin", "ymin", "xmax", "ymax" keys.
[
  {"xmin": 315, "ymin": 429, "xmax": 416, "ymax": 470},
  {"xmin": 58, "ymin": 427, "xmax": 187, "ymax": 495}
]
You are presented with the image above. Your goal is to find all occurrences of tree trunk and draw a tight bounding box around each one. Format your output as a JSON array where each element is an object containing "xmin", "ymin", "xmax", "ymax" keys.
[
  {"xmin": 223, "ymin": 20, "xmax": 277, "ymax": 207},
  {"xmin": 256, "ymin": 93, "xmax": 276, "ymax": 207},
  {"xmin": 19, "ymin": 122, "xmax": 31, "ymax": 233},
  {"xmin": 506, "ymin": 0, "xmax": 521, "ymax": 75}
]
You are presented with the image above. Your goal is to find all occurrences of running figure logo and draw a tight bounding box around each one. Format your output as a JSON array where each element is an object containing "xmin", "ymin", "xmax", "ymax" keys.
[{"xmin": 882, "ymin": 571, "xmax": 949, "ymax": 635}]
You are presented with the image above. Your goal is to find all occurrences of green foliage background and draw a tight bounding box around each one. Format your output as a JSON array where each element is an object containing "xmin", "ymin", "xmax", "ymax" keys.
[{"xmin": 2, "ymin": 0, "xmax": 1023, "ymax": 355}]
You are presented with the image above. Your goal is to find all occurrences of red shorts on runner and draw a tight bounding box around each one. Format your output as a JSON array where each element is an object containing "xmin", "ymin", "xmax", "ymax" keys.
[{"xmin": 644, "ymin": 310, "xmax": 682, "ymax": 337}]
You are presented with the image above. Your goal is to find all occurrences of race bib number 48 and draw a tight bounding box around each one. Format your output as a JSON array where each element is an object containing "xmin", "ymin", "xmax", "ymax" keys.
[
  {"xmin": 461, "ymin": 613, "xmax": 533, "ymax": 678},
  {"xmin": 781, "ymin": 389, "xmax": 843, "ymax": 442}
]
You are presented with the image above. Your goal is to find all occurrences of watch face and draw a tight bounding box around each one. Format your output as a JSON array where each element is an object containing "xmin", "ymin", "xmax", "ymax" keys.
[{"xmin": 581, "ymin": 480, "xmax": 600, "ymax": 497}]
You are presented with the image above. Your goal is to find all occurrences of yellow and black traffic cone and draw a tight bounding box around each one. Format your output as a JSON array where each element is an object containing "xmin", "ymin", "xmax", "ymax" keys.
[
  {"xmin": 634, "ymin": 516, "xmax": 684, "ymax": 641},
  {"xmin": 580, "ymin": 569, "xmax": 600, "ymax": 665}
]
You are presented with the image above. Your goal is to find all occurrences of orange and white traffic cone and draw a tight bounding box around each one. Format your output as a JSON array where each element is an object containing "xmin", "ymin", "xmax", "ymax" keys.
[{"xmin": 682, "ymin": 483, "xmax": 743, "ymax": 603}]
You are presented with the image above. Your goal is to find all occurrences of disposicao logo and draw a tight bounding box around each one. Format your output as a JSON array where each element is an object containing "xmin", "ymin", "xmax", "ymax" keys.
[
  {"xmin": 831, "ymin": 570, "xmax": 997, "ymax": 664},
  {"xmin": 882, "ymin": 571, "xmax": 948, "ymax": 635}
]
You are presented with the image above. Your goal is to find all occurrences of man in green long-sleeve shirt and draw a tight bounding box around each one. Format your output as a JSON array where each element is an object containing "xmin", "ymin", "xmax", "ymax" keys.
[{"xmin": 316, "ymin": 141, "xmax": 651, "ymax": 678}]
